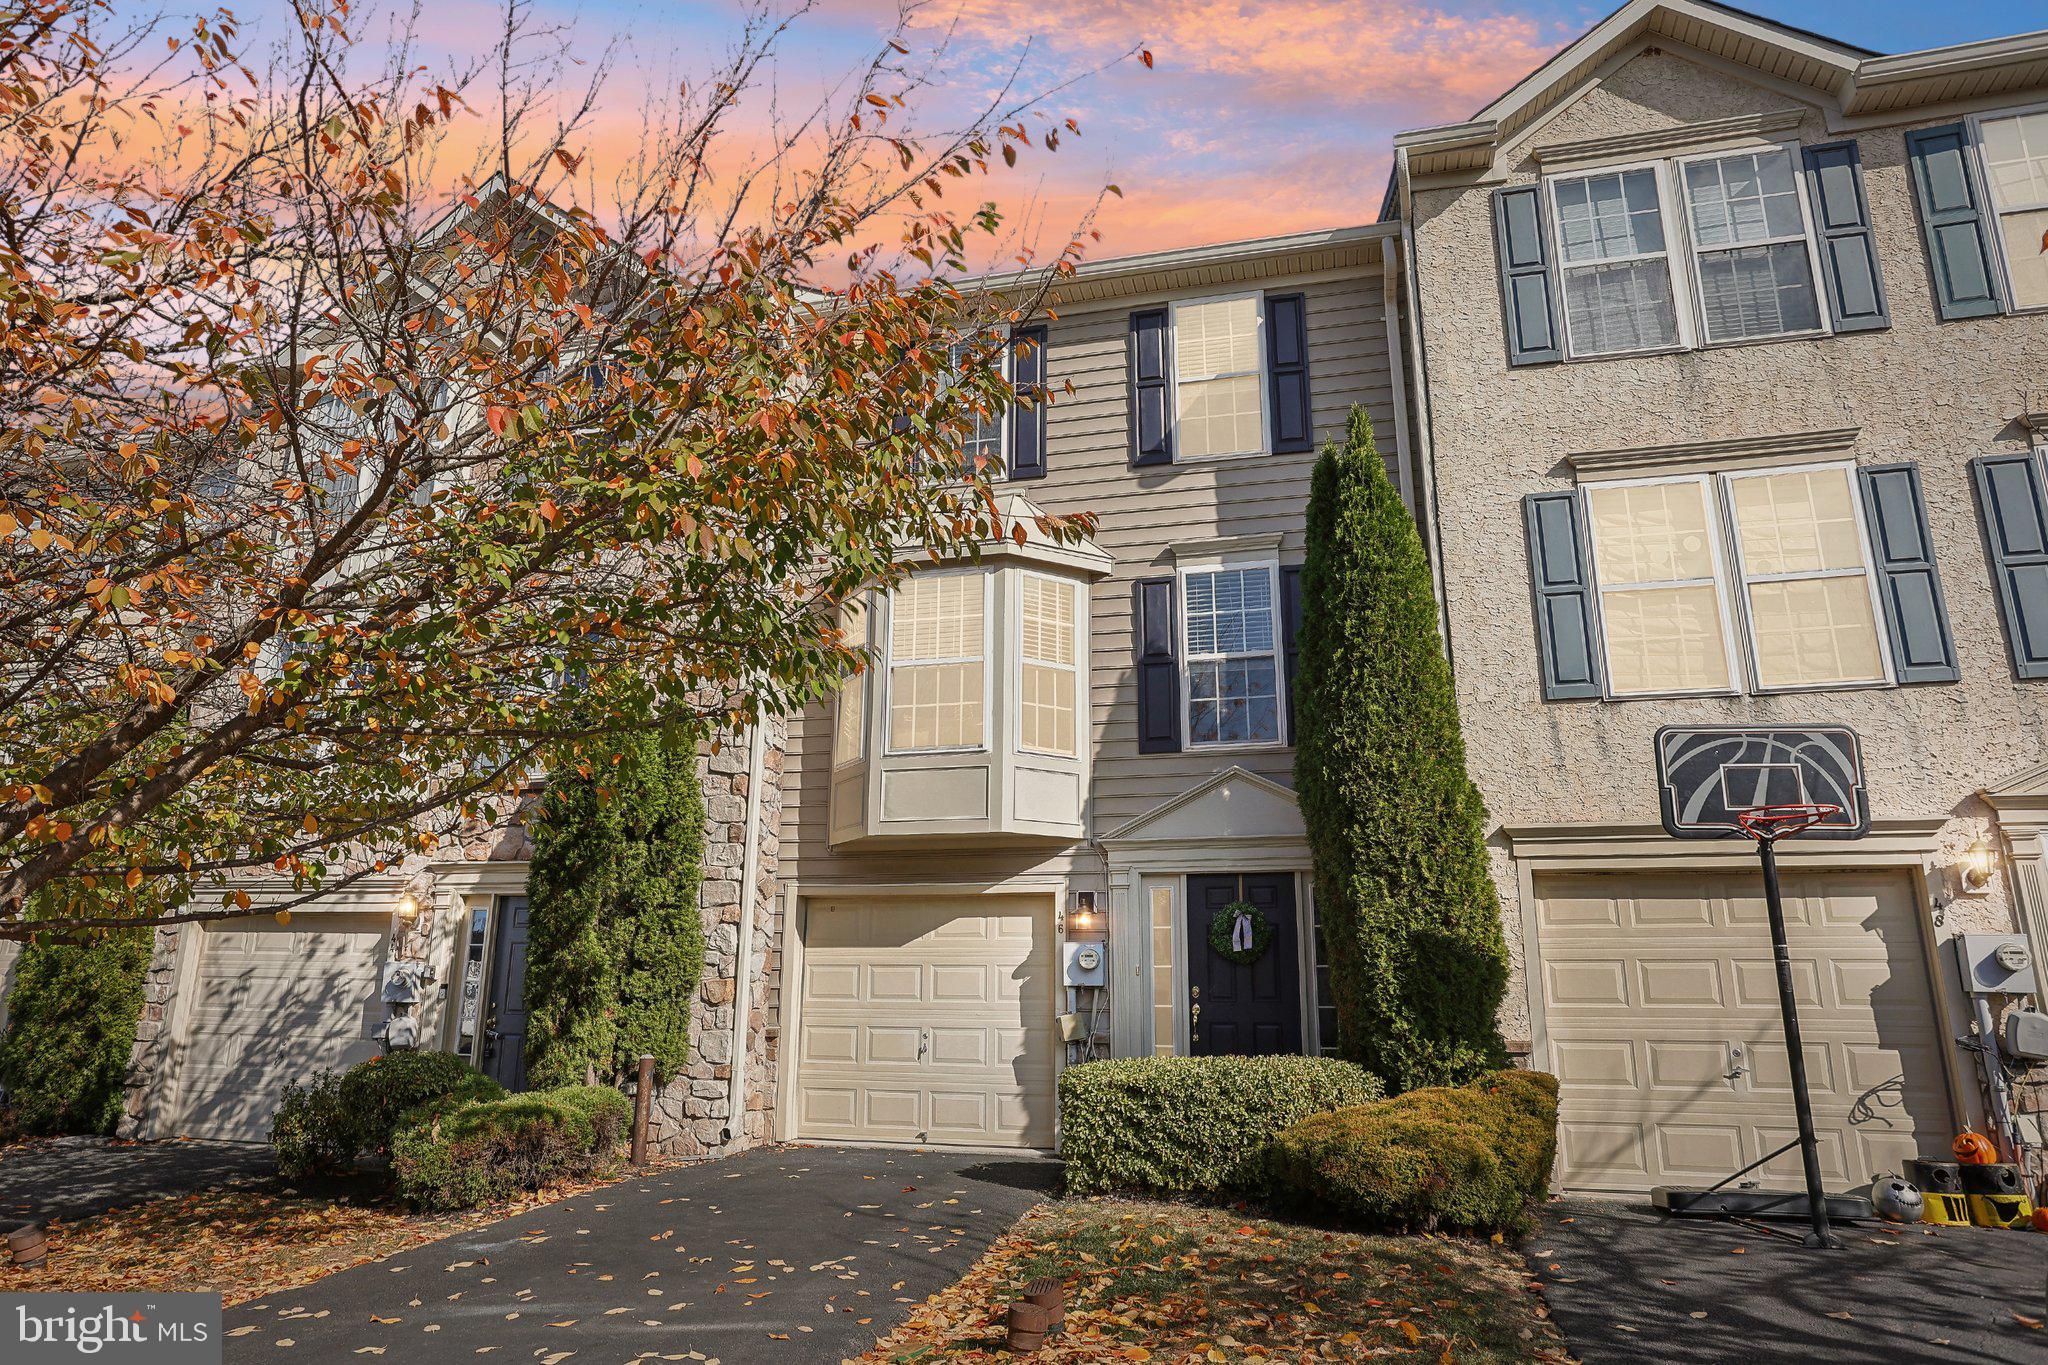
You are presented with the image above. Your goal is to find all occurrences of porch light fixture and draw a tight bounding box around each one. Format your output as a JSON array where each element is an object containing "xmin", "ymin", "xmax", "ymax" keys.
[
  {"xmin": 1960, "ymin": 837, "xmax": 1995, "ymax": 894},
  {"xmin": 1068, "ymin": 890, "xmax": 1098, "ymax": 931},
  {"xmin": 395, "ymin": 893, "xmax": 422, "ymax": 924}
]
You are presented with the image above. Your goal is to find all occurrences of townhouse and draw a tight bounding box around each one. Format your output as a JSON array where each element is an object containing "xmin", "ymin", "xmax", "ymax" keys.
[
  {"xmin": 1389, "ymin": 0, "xmax": 2048, "ymax": 1192},
  {"xmin": 24, "ymin": 1, "xmax": 2047, "ymax": 1203}
]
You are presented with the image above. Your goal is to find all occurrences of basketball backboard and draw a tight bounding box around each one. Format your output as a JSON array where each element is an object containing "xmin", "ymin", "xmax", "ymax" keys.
[{"xmin": 1654, "ymin": 725, "xmax": 1868, "ymax": 840}]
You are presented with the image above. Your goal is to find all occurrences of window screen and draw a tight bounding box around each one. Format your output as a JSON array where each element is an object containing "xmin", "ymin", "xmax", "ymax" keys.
[
  {"xmin": 1682, "ymin": 149, "xmax": 1823, "ymax": 342},
  {"xmin": 1552, "ymin": 168, "xmax": 1682, "ymax": 355},
  {"xmin": 888, "ymin": 574, "xmax": 985, "ymax": 751},
  {"xmin": 1979, "ymin": 110, "xmax": 2048, "ymax": 309},
  {"xmin": 1172, "ymin": 296, "xmax": 1265, "ymax": 459},
  {"xmin": 1182, "ymin": 565, "xmax": 1280, "ymax": 745},
  {"xmin": 1019, "ymin": 575, "xmax": 1079, "ymax": 756}
]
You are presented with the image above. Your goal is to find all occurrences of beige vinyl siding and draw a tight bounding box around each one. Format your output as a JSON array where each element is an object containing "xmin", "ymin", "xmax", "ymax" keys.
[{"xmin": 782, "ymin": 261, "xmax": 1399, "ymax": 882}]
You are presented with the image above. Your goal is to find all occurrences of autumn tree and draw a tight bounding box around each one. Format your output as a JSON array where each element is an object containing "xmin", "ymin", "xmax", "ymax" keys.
[{"xmin": 0, "ymin": 0, "xmax": 1119, "ymax": 936}]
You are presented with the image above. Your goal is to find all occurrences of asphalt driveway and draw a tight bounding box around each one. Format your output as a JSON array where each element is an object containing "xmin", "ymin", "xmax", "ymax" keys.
[
  {"xmin": 1532, "ymin": 1197, "xmax": 2046, "ymax": 1362},
  {"xmin": 0, "ymin": 1136, "xmax": 272, "ymax": 1224},
  {"xmin": 224, "ymin": 1143, "xmax": 1056, "ymax": 1363}
]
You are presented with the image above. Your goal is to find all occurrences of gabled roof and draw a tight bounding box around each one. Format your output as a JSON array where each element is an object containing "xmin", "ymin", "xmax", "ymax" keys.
[
  {"xmin": 1389, "ymin": 1, "xmax": 2048, "ymax": 189},
  {"xmin": 1099, "ymin": 766, "xmax": 1304, "ymax": 846}
]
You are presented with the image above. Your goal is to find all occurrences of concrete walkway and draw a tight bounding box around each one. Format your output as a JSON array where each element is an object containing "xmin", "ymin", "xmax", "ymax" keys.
[
  {"xmin": 1532, "ymin": 1197, "xmax": 2046, "ymax": 1363},
  {"xmin": 0, "ymin": 1136, "xmax": 272, "ymax": 1224},
  {"xmin": 225, "ymin": 1144, "xmax": 1057, "ymax": 1364}
]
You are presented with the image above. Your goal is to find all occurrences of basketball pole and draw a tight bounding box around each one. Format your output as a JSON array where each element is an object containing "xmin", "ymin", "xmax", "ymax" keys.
[{"xmin": 1755, "ymin": 834, "xmax": 1841, "ymax": 1250}]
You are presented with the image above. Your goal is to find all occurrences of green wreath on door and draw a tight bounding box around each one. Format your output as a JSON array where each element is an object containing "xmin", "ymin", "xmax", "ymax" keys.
[{"xmin": 1207, "ymin": 899, "xmax": 1274, "ymax": 967}]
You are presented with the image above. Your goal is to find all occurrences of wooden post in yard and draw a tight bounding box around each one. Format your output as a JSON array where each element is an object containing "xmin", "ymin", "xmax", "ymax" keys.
[{"xmin": 631, "ymin": 1054, "xmax": 655, "ymax": 1166}]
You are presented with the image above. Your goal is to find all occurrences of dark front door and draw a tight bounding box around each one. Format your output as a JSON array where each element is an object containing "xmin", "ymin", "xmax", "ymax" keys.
[
  {"xmin": 1185, "ymin": 874, "xmax": 1301, "ymax": 1056},
  {"xmin": 482, "ymin": 895, "xmax": 531, "ymax": 1091}
]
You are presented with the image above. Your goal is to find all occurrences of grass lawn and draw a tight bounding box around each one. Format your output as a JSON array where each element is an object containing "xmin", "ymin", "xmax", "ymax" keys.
[{"xmin": 860, "ymin": 1198, "xmax": 1569, "ymax": 1362}]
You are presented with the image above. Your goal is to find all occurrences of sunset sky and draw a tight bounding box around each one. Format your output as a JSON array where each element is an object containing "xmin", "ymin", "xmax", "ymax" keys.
[{"xmin": 243, "ymin": 1, "xmax": 2046, "ymax": 260}]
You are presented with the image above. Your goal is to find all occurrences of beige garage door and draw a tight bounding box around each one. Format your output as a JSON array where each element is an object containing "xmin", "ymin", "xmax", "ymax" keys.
[
  {"xmin": 796, "ymin": 896, "xmax": 1055, "ymax": 1148},
  {"xmin": 169, "ymin": 914, "xmax": 388, "ymax": 1141},
  {"xmin": 1538, "ymin": 869, "xmax": 1951, "ymax": 1194}
]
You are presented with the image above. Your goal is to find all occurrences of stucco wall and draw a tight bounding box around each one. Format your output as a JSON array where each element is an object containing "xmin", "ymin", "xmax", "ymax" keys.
[{"xmin": 1408, "ymin": 46, "xmax": 2048, "ymax": 1045}]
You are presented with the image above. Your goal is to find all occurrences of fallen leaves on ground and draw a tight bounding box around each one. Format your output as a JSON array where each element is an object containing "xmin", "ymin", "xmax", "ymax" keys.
[
  {"xmin": 0, "ymin": 1156, "xmax": 688, "ymax": 1307},
  {"xmin": 858, "ymin": 1199, "xmax": 1570, "ymax": 1363}
]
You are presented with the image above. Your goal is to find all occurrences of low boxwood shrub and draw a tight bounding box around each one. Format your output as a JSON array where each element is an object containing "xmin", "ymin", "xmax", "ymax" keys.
[
  {"xmin": 391, "ymin": 1084, "xmax": 631, "ymax": 1210},
  {"xmin": 1059, "ymin": 1056, "xmax": 1380, "ymax": 1200},
  {"xmin": 272, "ymin": 1051, "xmax": 506, "ymax": 1178},
  {"xmin": 1266, "ymin": 1068, "xmax": 1559, "ymax": 1235}
]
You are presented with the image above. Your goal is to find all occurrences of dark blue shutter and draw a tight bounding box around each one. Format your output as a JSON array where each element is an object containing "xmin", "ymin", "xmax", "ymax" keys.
[
  {"xmin": 1491, "ymin": 185, "xmax": 1562, "ymax": 365},
  {"xmin": 1802, "ymin": 141, "xmax": 1890, "ymax": 333},
  {"xmin": 1266, "ymin": 293, "xmax": 1313, "ymax": 453},
  {"xmin": 1522, "ymin": 491, "xmax": 1603, "ymax": 700},
  {"xmin": 1134, "ymin": 576, "xmax": 1180, "ymax": 752},
  {"xmin": 1006, "ymin": 325, "xmax": 1048, "ymax": 480},
  {"xmin": 1973, "ymin": 453, "xmax": 2048, "ymax": 679},
  {"xmin": 1129, "ymin": 309, "xmax": 1171, "ymax": 466},
  {"xmin": 1906, "ymin": 124, "xmax": 2003, "ymax": 320},
  {"xmin": 1858, "ymin": 463, "xmax": 1958, "ymax": 684},
  {"xmin": 1280, "ymin": 565, "xmax": 1303, "ymax": 743}
]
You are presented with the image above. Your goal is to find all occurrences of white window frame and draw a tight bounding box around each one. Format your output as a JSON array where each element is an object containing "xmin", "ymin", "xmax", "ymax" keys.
[
  {"xmin": 831, "ymin": 593, "xmax": 871, "ymax": 767},
  {"xmin": 1719, "ymin": 461, "xmax": 1894, "ymax": 695},
  {"xmin": 1546, "ymin": 157, "xmax": 1697, "ymax": 360},
  {"xmin": 1967, "ymin": 99, "xmax": 2048, "ymax": 316},
  {"xmin": 1580, "ymin": 472, "xmax": 1742, "ymax": 700},
  {"xmin": 1175, "ymin": 557, "xmax": 1285, "ymax": 750},
  {"xmin": 1672, "ymin": 142, "xmax": 1832, "ymax": 347},
  {"xmin": 1579, "ymin": 463, "xmax": 1897, "ymax": 700},
  {"xmin": 881, "ymin": 569, "xmax": 992, "ymax": 756},
  {"xmin": 1014, "ymin": 571, "xmax": 1084, "ymax": 758},
  {"xmin": 1168, "ymin": 290, "xmax": 1271, "ymax": 462},
  {"xmin": 946, "ymin": 332, "xmax": 1010, "ymax": 479}
]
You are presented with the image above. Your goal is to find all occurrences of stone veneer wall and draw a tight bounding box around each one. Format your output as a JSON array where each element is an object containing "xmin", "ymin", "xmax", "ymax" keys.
[
  {"xmin": 650, "ymin": 718, "xmax": 785, "ymax": 1158},
  {"xmin": 116, "ymin": 925, "xmax": 184, "ymax": 1137}
]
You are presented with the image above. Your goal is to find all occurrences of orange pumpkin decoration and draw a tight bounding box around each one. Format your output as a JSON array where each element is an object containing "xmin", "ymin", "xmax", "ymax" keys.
[
  {"xmin": 2032, "ymin": 1207, "xmax": 2048, "ymax": 1234},
  {"xmin": 1952, "ymin": 1130, "xmax": 1999, "ymax": 1165}
]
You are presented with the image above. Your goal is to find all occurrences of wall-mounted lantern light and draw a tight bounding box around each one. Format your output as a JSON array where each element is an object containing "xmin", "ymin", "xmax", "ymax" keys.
[
  {"xmin": 395, "ymin": 892, "xmax": 422, "ymax": 924},
  {"xmin": 1960, "ymin": 836, "xmax": 1996, "ymax": 894}
]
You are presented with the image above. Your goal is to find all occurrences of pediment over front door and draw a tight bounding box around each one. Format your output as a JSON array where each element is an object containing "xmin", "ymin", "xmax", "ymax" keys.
[{"xmin": 1099, "ymin": 766, "xmax": 1306, "ymax": 848}]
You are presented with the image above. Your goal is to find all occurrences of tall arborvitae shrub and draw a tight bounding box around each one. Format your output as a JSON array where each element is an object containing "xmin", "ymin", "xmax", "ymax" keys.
[
  {"xmin": 524, "ymin": 725, "xmax": 707, "ymax": 1089},
  {"xmin": 0, "ymin": 902, "xmax": 152, "ymax": 1135},
  {"xmin": 1293, "ymin": 408, "xmax": 1508, "ymax": 1092}
]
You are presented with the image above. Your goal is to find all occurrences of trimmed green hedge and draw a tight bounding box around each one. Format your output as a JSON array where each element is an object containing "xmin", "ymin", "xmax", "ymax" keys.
[
  {"xmin": 273, "ymin": 1051, "xmax": 506, "ymax": 1178},
  {"xmin": 1267, "ymin": 1069, "xmax": 1559, "ymax": 1234},
  {"xmin": 1059, "ymin": 1056, "xmax": 1380, "ymax": 1200},
  {"xmin": 0, "ymin": 927, "xmax": 152, "ymax": 1137},
  {"xmin": 391, "ymin": 1084, "xmax": 630, "ymax": 1210}
]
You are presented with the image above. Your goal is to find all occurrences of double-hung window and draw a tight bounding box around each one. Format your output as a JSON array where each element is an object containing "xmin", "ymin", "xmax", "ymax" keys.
[
  {"xmin": 946, "ymin": 335, "xmax": 1008, "ymax": 476},
  {"xmin": 1976, "ymin": 106, "xmax": 2048, "ymax": 310},
  {"xmin": 1552, "ymin": 165, "xmax": 1685, "ymax": 356},
  {"xmin": 1678, "ymin": 148, "xmax": 1825, "ymax": 342},
  {"xmin": 1583, "ymin": 463, "xmax": 1889, "ymax": 697},
  {"xmin": 1171, "ymin": 293, "xmax": 1267, "ymax": 460},
  {"xmin": 886, "ymin": 573, "xmax": 986, "ymax": 752},
  {"xmin": 1180, "ymin": 563, "xmax": 1281, "ymax": 746},
  {"xmin": 1018, "ymin": 574, "xmax": 1080, "ymax": 756},
  {"xmin": 832, "ymin": 594, "xmax": 870, "ymax": 766},
  {"xmin": 1546, "ymin": 144, "xmax": 1828, "ymax": 358}
]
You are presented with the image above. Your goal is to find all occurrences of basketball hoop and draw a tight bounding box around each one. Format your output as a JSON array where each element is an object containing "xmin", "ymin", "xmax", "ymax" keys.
[{"xmin": 1734, "ymin": 803, "xmax": 1843, "ymax": 844}]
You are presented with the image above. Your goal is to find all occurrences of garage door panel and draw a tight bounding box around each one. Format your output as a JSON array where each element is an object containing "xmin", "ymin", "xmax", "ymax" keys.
[
  {"xmin": 170, "ymin": 914, "xmax": 387, "ymax": 1143},
  {"xmin": 1540, "ymin": 871, "xmax": 1948, "ymax": 1194},
  {"xmin": 797, "ymin": 896, "xmax": 1053, "ymax": 1148}
]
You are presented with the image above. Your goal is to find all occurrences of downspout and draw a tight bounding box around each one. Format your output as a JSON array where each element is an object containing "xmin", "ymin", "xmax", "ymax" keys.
[{"xmin": 720, "ymin": 718, "xmax": 768, "ymax": 1145}]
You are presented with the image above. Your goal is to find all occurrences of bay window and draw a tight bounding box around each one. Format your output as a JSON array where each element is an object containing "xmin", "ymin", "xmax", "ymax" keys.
[
  {"xmin": 1171, "ymin": 294, "xmax": 1267, "ymax": 460},
  {"xmin": 886, "ymin": 572, "xmax": 987, "ymax": 752},
  {"xmin": 1180, "ymin": 563, "xmax": 1281, "ymax": 746},
  {"xmin": 832, "ymin": 595, "xmax": 869, "ymax": 766}
]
